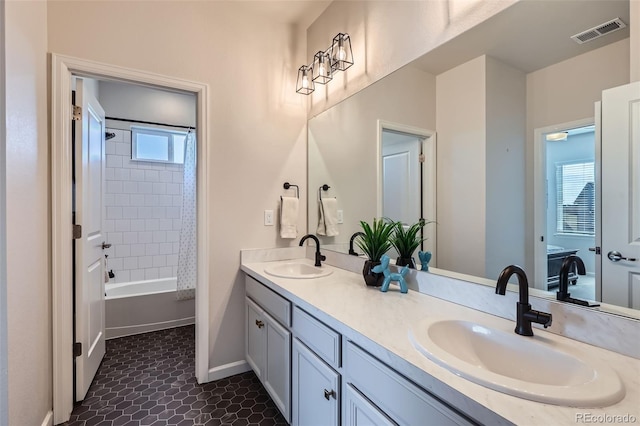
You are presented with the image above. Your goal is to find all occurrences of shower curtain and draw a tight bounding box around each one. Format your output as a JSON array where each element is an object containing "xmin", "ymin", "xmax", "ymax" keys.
[{"xmin": 176, "ymin": 131, "xmax": 196, "ymax": 300}]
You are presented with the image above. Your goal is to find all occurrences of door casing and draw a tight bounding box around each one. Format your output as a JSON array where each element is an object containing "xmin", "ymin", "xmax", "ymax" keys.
[{"xmin": 51, "ymin": 54, "xmax": 210, "ymax": 424}]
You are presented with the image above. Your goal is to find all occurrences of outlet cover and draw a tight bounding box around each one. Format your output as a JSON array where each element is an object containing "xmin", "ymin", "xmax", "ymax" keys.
[{"xmin": 264, "ymin": 210, "xmax": 274, "ymax": 226}]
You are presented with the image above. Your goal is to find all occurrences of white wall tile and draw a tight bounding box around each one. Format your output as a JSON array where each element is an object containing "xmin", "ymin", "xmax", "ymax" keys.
[
  {"xmin": 108, "ymin": 232, "xmax": 122, "ymax": 245},
  {"xmin": 115, "ymin": 219, "xmax": 130, "ymax": 232},
  {"xmin": 107, "ymin": 181, "xmax": 123, "ymax": 194},
  {"xmin": 145, "ymin": 194, "xmax": 159, "ymax": 206},
  {"xmin": 116, "ymin": 244, "xmax": 131, "ymax": 258},
  {"xmin": 123, "ymin": 181, "xmax": 138, "ymax": 194},
  {"xmin": 130, "ymin": 244, "xmax": 145, "ymax": 257},
  {"xmin": 130, "ymin": 195, "xmax": 145, "ymax": 206},
  {"xmin": 123, "ymin": 232, "xmax": 138, "ymax": 244},
  {"xmin": 159, "ymin": 219, "xmax": 173, "ymax": 231},
  {"xmin": 104, "ymin": 220, "xmax": 115, "ymax": 233},
  {"xmin": 158, "ymin": 267, "xmax": 173, "ymax": 278},
  {"xmin": 145, "ymin": 244, "xmax": 159, "ymax": 256},
  {"xmin": 173, "ymin": 219, "xmax": 182, "ymax": 230},
  {"xmin": 130, "ymin": 219, "xmax": 146, "ymax": 232},
  {"xmin": 153, "ymin": 255, "xmax": 166, "ymax": 268},
  {"xmin": 109, "ymin": 258, "xmax": 123, "ymax": 271},
  {"xmin": 122, "ymin": 206, "xmax": 138, "ymax": 219},
  {"xmin": 159, "ymin": 171, "xmax": 173, "ymax": 182},
  {"xmin": 145, "ymin": 219, "xmax": 159, "ymax": 231},
  {"xmin": 138, "ymin": 256, "xmax": 153, "ymax": 269},
  {"xmin": 166, "ymin": 254, "xmax": 178, "ymax": 266},
  {"xmin": 110, "ymin": 129, "xmax": 124, "ymax": 143},
  {"xmin": 172, "ymin": 195, "xmax": 182, "ymax": 206},
  {"xmin": 105, "ymin": 167, "xmax": 115, "ymax": 181},
  {"xmin": 138, "ymin": 231, "xmax": 153, "ymax": 244},
  {"xmin": 145, "ymin": 170, "xmax": 159, "ymax": 182},
  {"xmin": 114, "ymin": 194, "xmax": 130, "ymax": 206},
  {"xmin": 145, "ymin": 268, "xmax": 159, "ymax": 280},
  {"xmin": 159, "ymin": 195, "xmax": 173, "ymax": 207},
  {"xmin": 153, "ymin": 231, "xmax": 167, "ymax": 243},
  {"xmin": 166, "ymin": 206, "xmax": 181, "ymax": 219},
  {"xmin": 123, "ymin": 257, "xmax": 138, "ymax": 270},
  {"xmin": 106, "ymin": 141, "xmax": 116, "ymax": 155},
  {"xmin": 138, "ymin": 206, "xmax": 153, "ymax": 219},
  {"xmin": 138, "ymin": 182, "xmax": 153, "ymax": 194},
  {"xmin": 116, "ymin": 270, "xmax": 130, "ymax": 284},
  {"xmin": 159, "ymin": 242, "xmax": 173, "ymax": 255},
  {"xmin": 115, "ymin": 168, "xmax": 130, "ymax": 181},
  {"xmin": 130, "ymin": 169, "xmax": 145, "ymax": 181},
  {"xmin": 105, "ymin": 194, "xmax": 115, "ymax": 206},
  {"xmin": 172, "ymin": 171, "xmax": 183, "ymax": 183},
  {"xmin": 153, "ymin": 182, "xmax": 167, "ymax": 194},
  {"xmin": 152, "ymin": 206, "xmax": 166, "ymax": 219},
  {"xmin": 107, "ymin": 206, "xmax": 123, "ymax": 220},
  {"xmin": 106, "ymin": 154, "xmax": 123, "ymax": 168},
  {"xmin": 130, "ymin": 269, "xmax": 146, "ymax": 282},
  {"xmin": 166, "ymin": 231, "xmax": 180, "ymax": 242},
  {"xmin": 116, "ymin": 142, "xmax": 130, "ymax": 157},
  {"xmin": 166, "ymin": 183, "xmax": 181, "ymax": 195}
]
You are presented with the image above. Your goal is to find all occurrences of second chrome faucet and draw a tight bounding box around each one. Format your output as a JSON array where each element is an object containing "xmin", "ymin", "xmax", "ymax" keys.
[{"xmin": 495, "ymin": 265, "xmax": 552, "ymax": 336}]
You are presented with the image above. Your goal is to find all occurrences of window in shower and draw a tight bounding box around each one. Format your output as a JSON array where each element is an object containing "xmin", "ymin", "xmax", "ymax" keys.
[{"xmin": 131, "ymin": 126, "xmax": 186, "ymax": 164}]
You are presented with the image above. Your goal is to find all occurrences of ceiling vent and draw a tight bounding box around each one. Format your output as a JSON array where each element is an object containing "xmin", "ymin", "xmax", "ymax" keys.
[{"xmin": 571, "ymin": 18, "xmax": 626, "ymax": 44}]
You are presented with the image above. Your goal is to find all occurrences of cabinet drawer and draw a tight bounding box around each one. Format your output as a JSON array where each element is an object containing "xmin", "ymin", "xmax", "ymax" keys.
[
  {"xmin": 246, "ymin": 275, "xmax": 291, "ymax": 327},
  {"xmin": 293, "ymin": 306, "xmax": 341, "ymax": 369},
  {"xmin": 345, "ymin": 342, "xmax": 474, "ymax": 426}
]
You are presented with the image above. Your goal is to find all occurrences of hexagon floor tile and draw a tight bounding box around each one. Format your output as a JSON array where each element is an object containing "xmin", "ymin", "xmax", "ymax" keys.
[{"xmin": 63, "ymin": 326, "xmax": 287, "ymax": 426}]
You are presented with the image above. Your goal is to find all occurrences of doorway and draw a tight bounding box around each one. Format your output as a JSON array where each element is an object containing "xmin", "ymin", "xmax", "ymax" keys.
[
  {"xmin": 377, "ymin": 121, "xmax": 436, "ymax": 264},
  {"xmin": 533, "ymin": 118, "xmax": 597, "ymax": 299},
  {"xmin": 51, "ymin": 54, "xmax": 210, "ymax": 425}
]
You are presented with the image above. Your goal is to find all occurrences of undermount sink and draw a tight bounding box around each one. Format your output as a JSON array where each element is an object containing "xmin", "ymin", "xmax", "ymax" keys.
[
  {"xmin": 264, "ymin": 262, "xmax": 333, "ymax": 279},
  {"xmin": 409, "ymin": 318, "xmax": 625, "ymax": 407}
]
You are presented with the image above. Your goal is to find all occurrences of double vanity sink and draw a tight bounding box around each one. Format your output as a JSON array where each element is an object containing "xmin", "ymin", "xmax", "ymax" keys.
[{"xmin": 242, "ymin": 253, "xmax": 638, "ymax": 425}]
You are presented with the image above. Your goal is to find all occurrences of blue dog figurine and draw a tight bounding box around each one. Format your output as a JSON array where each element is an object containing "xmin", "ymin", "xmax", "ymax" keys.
[
  {"xmin": 372, "ymin": 254, "xmax": 409, "ymax": 294},
  {"xmin": 418, "ymin": 251, "xmax": 432, "ymax": 271}
]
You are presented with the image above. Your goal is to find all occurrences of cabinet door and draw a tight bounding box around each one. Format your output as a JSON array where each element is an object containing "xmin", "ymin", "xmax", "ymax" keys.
[
  {"xmin": 246, "ymin": 297, "xmax": 266, "ymax": 378},
  {"xmin": 345, "ymin": 384, "xmax": 396, "ymax": 426},
  {"xmin": 292, "ymin": 339, "xmax": 339, "ymax": 426},
  {"xmin": 264, "ymin": 315, "xmax": 291, "ymax": 423}
]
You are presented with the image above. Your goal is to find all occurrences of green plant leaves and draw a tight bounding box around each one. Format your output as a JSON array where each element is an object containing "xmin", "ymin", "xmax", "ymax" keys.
[{"xmin": 356, "ymin": 218, "xmax": 395, "ymax": 262}]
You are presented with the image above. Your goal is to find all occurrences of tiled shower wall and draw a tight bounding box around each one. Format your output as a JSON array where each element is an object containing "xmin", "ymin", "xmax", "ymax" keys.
[{"xmin": 104, "ymin": 128, "xmax": 184, "ymax": 284}]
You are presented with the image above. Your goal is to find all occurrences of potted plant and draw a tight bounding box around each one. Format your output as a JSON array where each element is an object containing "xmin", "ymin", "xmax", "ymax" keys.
[
  {"xmin": 390, "ymin": 219, "xmax": 426, "ymax": 269},
  {"xmin": 356, "ymin": 218, "xmax": 395, "ymax": 287}
]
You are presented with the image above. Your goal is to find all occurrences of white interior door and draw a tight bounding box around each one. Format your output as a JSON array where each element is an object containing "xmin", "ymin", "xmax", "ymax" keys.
[
  {"xmin": 381, "ymin": 132, "xmax": 422, "ymax": 226},
  {"xmin": 601, "ymin": 81, "xmax": 640, "ymax": 309},
  {"xmin": 74, "ymin": 78, "xmax": 107, "ymax": 400}
]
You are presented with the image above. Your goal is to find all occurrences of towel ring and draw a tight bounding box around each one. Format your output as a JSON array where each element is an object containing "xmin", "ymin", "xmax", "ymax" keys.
[
  {"xmin": 318, "ymin": 184, "xmax": 330, "ymax": 201},
  {"xmin": 283, "ymin": 182, "xmax": 299, "ymax": 198}
]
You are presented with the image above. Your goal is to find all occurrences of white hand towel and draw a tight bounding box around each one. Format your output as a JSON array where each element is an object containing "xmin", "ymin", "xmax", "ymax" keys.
[
  {"xmin": 280, "ymin": 196, "xmax": 299, "ymax": 239},
  {"xmin": 317, "ymin": 197, "xmax": 339, "ymax": 237}
]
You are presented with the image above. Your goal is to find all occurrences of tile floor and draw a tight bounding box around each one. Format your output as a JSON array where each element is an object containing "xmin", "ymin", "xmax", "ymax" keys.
[{"xmin": 63, "ymin": 325, "xmax": 287, "ymax": 426}]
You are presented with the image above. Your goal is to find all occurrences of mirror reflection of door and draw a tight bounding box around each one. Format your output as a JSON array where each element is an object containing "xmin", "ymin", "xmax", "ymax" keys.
[
  {"xmin": 544, "ymin": 125, "xmax": 596, "ymax": 300},
  {"xmin": 381, "ymin": 128, "xmax": 423, "ymax": 260}
]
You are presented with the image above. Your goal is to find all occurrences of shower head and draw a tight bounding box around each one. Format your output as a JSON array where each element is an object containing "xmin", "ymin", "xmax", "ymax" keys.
[{"xmin": 105, "ymin": 132, "xmax": 116, "ymax": 141}]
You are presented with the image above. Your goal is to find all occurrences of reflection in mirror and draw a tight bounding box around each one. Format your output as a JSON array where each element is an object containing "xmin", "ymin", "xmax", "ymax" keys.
[{"xmin": 307, "ymin": 0, "xmax": 637, "ymax": 316}]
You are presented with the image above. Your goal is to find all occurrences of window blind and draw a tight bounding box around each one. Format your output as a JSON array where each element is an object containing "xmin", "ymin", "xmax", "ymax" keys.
[{"xmin": 556, "ymin": 161, "xmax": 595, "ymax": 236}]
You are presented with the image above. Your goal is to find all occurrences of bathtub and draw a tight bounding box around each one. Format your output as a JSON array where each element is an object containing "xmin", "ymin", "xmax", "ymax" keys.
[{"xmin": 105, "ymin": 277, "xmax": 195, "ymax": 339}]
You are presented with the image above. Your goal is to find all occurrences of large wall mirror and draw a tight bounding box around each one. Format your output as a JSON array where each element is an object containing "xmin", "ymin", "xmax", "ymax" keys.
[{"xmin": 308, "ymin": 0, "xmax": 638, "ymax": 317}]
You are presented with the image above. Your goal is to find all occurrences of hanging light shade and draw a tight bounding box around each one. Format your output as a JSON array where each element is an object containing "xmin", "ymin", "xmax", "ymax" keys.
[
  {"xmin": 312, "ymin": 51, "xmax": 333, "ymax": 84},
  {"xmin": 296, "ymin": 65, "xmax": 315, "ymax": 95},
  {"xmin": 330, "ymin": 33, "xmax": 354, "ymax": 71}
]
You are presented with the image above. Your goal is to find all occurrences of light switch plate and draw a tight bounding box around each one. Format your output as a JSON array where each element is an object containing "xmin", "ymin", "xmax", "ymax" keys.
[
  {"xmin": 264, "ymin": 210, "xmax": 274, "ymax": 226},
  {"xmin": 337, "ymin": 210, "xmax": 344, "ymax": 224}
]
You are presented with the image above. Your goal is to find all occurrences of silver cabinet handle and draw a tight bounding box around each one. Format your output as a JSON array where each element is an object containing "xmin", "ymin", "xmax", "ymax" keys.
[
  {"xmin": 607, "ymin": 251, "xmax": 637, "ymax": 262},
  {"xmin": 324, "ymin": 389, "xmax": 336, "ymax": 400},
  {"xmin": 102, "ymin": 241, "xmax": 112, "ymax": 250}
]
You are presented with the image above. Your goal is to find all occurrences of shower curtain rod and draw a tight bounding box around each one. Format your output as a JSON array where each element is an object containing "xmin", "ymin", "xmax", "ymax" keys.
[{"xmin": 106, "ymin": 116, "xmax": 194, "ymax": 130}]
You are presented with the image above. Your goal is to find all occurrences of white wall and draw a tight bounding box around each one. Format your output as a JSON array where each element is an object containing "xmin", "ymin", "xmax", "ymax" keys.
[
  {"xmin": 48, "ymin": 1, "xmax": 308, "ymax": 378},
  {"xmin": 485, "ymin": 57, "xmax": 526, "ymax": 280},
  {"xmin": 308, "ymin": 64, "xmax": 436, "ymax": 248},
  {"xmin": 306, "ymin": 0, "xmax": 516, "ymax": 117},
  {"xmin": 99, "ymin": 80, "xmax": 196, "ymax": 128},
  {"xmin": 632, "ymin": 0, "xmax": 639, "ymax": 82},
  {"xmin": 5, "ymin": 1, "xmax": 52, "ymax": 425},
  {"xmin": 0, "ymin": 0, "xmax": 8, "ymax": 422},
  {"xmin": 525, "ymin": 38, "xmax": 630, "ymax": 276},
  {"xmin": 436, "ymin": 56, "xmax": 486, "ymax": 277}
]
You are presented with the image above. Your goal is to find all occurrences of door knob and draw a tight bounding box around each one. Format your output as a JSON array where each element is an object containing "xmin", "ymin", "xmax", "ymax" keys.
[
  {"xmin": 607, "ymin": 251, "xmax": 637, "ymax": 262},
  {"xmin": 324, "ymin": 389, "xmax": 336, "ymax": 400},
  {"xmin": 101, "ymin": 241, "xmax": 112, "ymax": 250}
]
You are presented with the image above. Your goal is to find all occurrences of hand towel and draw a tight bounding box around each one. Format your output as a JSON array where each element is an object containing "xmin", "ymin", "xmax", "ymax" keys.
[
  {"xmin": 317, "ymin": 197, "xmax": 339, "ymax": 237},
  {"xmin": 280, "ymin": 196, "xmax": 299, "ymax": 239}
]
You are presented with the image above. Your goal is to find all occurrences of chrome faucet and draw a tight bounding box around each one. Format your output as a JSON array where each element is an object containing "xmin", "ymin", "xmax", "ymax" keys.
[
  {"xmin": 495, "ymin": 265, "xmax": 552, "ymax": 336},
  {"xmin": 348, "ymin": 232, "xmax": 364, "ymax": 256},
  {"xmin": 299, "ymin": 234, "xmax": 326, "ymax": 267},
  {"xmin": 557, "ymin": 255, "xmax": 599, "ymax": 307}
]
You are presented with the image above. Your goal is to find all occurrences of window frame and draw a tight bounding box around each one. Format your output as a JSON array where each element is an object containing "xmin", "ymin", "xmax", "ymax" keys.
[
  {"xmin": 131, "ymin": 126, "xmax": 186, "ymax": 164},
  {"xmin": 554, "ymin": 160, "xmax": 595, "ymax": 237}
]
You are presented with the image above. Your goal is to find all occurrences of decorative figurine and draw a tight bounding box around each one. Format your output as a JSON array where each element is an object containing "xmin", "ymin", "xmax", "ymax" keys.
[
  {"xmin": 372, "ymin": 254, "xmax": 409, "ymax": 294},
  {"xmin": 418, "ymin": 251, "xmax": 432, "ymax": 272}
]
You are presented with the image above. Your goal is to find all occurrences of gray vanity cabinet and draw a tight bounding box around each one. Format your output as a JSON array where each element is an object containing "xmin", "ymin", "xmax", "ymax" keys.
[{"xmin": 245, "ymin": 277, "xmax": 291, "ymax": 423}]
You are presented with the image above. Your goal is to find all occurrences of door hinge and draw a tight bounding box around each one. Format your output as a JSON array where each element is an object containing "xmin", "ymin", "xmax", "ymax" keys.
[
  {"xmin": 419, "ymin": 153, "xmax": 425, "ymax": 163},
  {"xmin": 72, "ymin": 224, "xmax": 82, "ymax": 239},
  {"xmin": 73, "ymin": 342, "xmax": 82, "ymax": 357},
  {"xmin": 72, "ymin": 105, "xmax": 82, "ymax": 121}
]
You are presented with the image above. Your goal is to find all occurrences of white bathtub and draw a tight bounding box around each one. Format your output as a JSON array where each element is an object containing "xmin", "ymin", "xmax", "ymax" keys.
[{"xmin": 105, "ymin": 277, "xmax": 195, "ymax": 339}]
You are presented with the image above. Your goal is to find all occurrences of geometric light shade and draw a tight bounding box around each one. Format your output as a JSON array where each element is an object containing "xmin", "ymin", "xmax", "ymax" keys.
[
  {"xmin": 546, "ymin": 132, "xmax": 569, "ymax": 141},
  {"xmin": 330, "ymin": 33, "xmax": 353, "ymax": 71},
  {"xmin": 312, "ymin": 51, "xmax": 333, "ymax": 84},
  {"xmin": 296, "ymin": 65, "xmax": 315, "ymax": 95}
]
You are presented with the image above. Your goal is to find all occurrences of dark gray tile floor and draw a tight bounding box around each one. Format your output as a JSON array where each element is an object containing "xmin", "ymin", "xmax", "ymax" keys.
[{"xmin": 63, "ymin": 325, "xmax": 287, "ymax": 426}]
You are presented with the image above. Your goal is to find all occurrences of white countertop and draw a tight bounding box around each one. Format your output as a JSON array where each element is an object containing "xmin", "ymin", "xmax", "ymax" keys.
[{"xmin": 241, "ymin": 257, "xmax": 640, "ymax": 426}]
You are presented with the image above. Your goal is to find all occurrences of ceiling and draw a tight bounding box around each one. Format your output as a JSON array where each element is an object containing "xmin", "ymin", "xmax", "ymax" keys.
[{"xmin": 411, "ymin": 0, "xmax": 630, "ymax": 75}]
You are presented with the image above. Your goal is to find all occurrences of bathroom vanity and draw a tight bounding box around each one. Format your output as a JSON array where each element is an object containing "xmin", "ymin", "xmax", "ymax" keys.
[{"xmin": 241, "ymin": 248, "xmax": 639, "ymax": 426}]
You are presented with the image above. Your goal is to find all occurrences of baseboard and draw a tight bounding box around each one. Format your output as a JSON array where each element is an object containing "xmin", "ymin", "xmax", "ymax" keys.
[
  {"xmin": 41, "ymin": 410, "xmax": 53, "ymax": 426},
  {"xmin": 106, "ymin": 316, "xmax": 195, "ymax": 340},
  {"xmin": 208, "ymin": 360, "xmax": 251, "ymax": 382}
]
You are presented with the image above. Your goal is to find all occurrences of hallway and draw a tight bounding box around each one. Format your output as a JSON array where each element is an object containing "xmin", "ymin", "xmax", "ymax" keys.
[{"xmin": 63, "ymin": 326, "xmax": 286, "ymax": 426}]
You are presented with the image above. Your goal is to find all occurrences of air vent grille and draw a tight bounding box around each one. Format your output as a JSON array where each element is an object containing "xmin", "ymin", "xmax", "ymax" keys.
[{"xmin": 571, "ymin": 18, "xmax": 626, "ymax": 44}]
